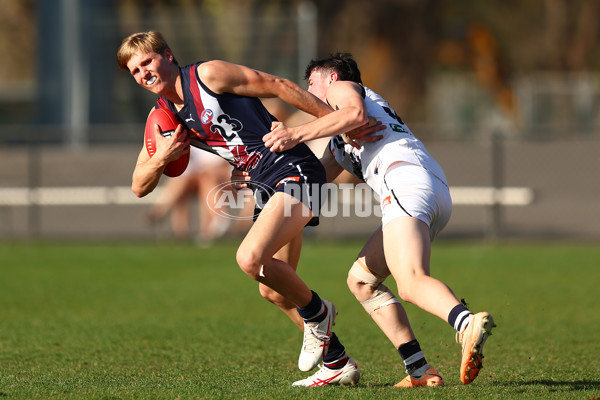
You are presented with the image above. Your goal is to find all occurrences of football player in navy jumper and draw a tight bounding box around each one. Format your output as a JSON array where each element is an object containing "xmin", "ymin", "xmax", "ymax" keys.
[{"xmin": 117, "ymin": 31, "xmax": 361, "ymax": 385}]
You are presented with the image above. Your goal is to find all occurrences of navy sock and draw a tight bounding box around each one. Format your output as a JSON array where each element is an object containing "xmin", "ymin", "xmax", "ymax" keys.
[
  {"xmin": 323, "ymin": 332, "xmax": 346, "ymax": 368},
  {"xmin": 296, "ymin": 291, "xmax": 324, "ymax": 321},
  {"xmin": 448, "ymin": 304, "xmax": 472, "ymax": 332}
]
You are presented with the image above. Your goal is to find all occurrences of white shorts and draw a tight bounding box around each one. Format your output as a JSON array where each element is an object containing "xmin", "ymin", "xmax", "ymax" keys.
[{"xmin": 379, "ymin": 162, "xmax": 452, "ymax": 241}]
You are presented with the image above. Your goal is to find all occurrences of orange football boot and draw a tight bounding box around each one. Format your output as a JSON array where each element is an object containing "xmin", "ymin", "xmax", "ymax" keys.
[
  {"xmin": 456, "ymin": 312, "xmax": 496, "ymax": 384},
  {"xmin": 394, "ymin": 366, "xmax": 444, "ymax": 388}
]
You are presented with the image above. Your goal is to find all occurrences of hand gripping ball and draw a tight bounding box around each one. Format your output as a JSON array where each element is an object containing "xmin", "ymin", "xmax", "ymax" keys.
[{"xmin": 144, "ymin": 108, "xmax": 189, "ymax": 177}]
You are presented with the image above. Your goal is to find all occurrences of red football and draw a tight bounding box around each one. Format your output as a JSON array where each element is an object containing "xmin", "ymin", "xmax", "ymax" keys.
[{"xmin": 144, "ymin": 108, "xmax": 190, "ymax": 177}]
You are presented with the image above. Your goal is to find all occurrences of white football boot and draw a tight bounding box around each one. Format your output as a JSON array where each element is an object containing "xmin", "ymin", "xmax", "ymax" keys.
[
  {"xmin": 298, "ymin": 299, "xmax": 336, "ymax": 372},
  {"xmin": 292, "ymin": 357, "xmax": 360, "ymax": 387}
]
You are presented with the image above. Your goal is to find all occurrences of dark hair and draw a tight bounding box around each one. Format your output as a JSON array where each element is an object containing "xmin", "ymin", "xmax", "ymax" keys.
[{"xmin": 304, "ymin": 52, "xmax": 362, "ymax": 84}]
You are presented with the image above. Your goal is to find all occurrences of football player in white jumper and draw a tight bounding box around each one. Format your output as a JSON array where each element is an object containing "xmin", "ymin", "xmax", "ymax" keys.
[{"xmin": 263, "ymin": 53, "xmax": 495, "ymax": 387}]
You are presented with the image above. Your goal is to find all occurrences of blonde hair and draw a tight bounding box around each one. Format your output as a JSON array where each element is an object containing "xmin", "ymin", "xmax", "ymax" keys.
[{"xmin": 117, "ymin": 31, "xmax": 177, "ymax": 70}]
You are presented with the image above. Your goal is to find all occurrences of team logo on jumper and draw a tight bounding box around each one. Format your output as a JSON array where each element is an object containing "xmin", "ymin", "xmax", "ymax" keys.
[
  {"xmin": 201, "ymin": 109, "xmax": 213, "ymax": 124},
  {"xmin": 382, "ymin": 195, "xmax": 392, "ymax": 210}
]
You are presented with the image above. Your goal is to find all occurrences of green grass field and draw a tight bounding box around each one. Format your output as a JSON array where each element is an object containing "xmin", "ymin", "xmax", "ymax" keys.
[{"xmin": 1, "ymin": 240, "xmax": 599, "ymax": 399}]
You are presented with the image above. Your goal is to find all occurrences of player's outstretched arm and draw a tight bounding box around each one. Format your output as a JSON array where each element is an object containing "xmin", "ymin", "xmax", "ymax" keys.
[
  {"xmin": 264, "ymin": 81, "xmax": 379, "ymax": 152},
  {"xmin": 197, "ymin": 60, "xmax": 332, "ymax": 118}
]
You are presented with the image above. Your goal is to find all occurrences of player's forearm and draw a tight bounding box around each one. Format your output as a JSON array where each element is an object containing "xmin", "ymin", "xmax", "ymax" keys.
[
  {"xmin": 132, "ymin": 159, "xmax": 166, "ymax": 197},
  {"xmin": 295, "ymin": 106, "xmax": 367, "ymax": 143}
]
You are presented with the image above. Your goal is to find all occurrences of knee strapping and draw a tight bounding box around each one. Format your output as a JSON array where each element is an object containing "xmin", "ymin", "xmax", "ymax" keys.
[
  {"xmin": 360, "ymin": 283, "xmax": 401, "ymax": 315},
  {"xmin": 349, "ymin": 260, "xmax": 400, "ymax": 315},
  {"xmin": 349, "ymin": 259, "xmax": 384, "ymax": 286}
]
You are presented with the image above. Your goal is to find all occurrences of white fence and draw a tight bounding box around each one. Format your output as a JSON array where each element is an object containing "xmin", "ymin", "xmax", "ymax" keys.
[{"xmin": 0, "ymin": 186, "xmax": 533, "ymax": 207}]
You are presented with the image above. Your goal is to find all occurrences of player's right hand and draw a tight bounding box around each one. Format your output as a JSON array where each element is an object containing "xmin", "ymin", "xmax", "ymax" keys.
[
  {"xmin": 263, "ymin": 121, "xmax": 299, "ymax": 152},
  {"xmin": 343, "ymin": 117, "xmax": 385, "ymax": 148},
  {"xmin": 154, "ymin": 123, "xmax": 191, "ymax": 163}
]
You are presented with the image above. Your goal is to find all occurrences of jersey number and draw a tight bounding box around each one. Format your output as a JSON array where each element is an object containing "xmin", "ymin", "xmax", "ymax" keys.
[
  {"xmin": 382, "ymin": 106, "xmax": 404, "ymax": 125},
  {"xmin": 210, "ymin": 114, "xmax": 242, "ymax": 141},
  {"xmin": 382, "ymin": 106, "xmax": 410, "ymax": 134}
]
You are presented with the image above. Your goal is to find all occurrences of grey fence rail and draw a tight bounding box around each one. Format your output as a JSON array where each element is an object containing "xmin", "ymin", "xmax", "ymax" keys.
[{"xmin": 0, "ymin": 126, "xmax": 597, "ymax": 241}]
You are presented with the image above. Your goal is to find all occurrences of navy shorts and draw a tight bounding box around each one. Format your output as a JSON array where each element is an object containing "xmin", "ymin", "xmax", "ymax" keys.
[{"xmin": 251, "ymin": 159, "xmax": 326, "ymax": 226}]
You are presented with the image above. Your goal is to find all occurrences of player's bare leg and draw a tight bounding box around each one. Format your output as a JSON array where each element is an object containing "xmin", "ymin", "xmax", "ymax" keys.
[
  {"xmin": 259, "ymin": 234, "xmax": 304, "ymax": 330},
  {"xmin": 236, "ymin": 192, "xmax": 339, "ymax": 371},
  {"xmin": 254, "ymin": 227, "xmax": 357, "ymax": 384},
  {"xmin": 383, "ymin": 217, "xmax": 494, "ymax": 384},
  {"xmin": 236, "ymin": 192, "xmax": 315, "ymax": 305},
  {"xmin": 348, "ymin": 228, "xmax": 416, "ymax": 347},
  {"xmin": 347, "ymin": 227, "xmax": 442, "ymax": 387},
  {"xmin": 382, "ymin": 217, "xmax": 461, "ymax": 320},
  {"xmin": 348, "ymin": 273, "xmax": 415, "ymax": 347}
]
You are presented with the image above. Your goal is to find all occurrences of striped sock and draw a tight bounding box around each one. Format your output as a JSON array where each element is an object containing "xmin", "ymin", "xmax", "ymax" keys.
[
  {"xmin": 323, "ymin": 354, "xmax": 349, "ymax": 370},
  {"xmin": 297, "ymin": 291, "xmax": 325, "ymax": 321},
  {"xmin": 323, "ymin": 332, "xmax": 346, "ymax": 367},
  {"xmin": 398, "ymin": 339, "xmax": 428, "ymax": 378},
  {"xmin": 448, "ymin": 304, "xmax": 473, "ymax": 333}
]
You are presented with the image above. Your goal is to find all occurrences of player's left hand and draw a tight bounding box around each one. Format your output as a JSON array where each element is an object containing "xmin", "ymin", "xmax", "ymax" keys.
[
  {"xmin": 343, "ymin": 117, "xmax": 385, "ymax": 149},
  {"xmin": 230, "ymin": 167, "xmax": 251, "ymax": 191},
  {"xmin": 263, "ymin": 121, "xmax": 299, "ymax": 152}
]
